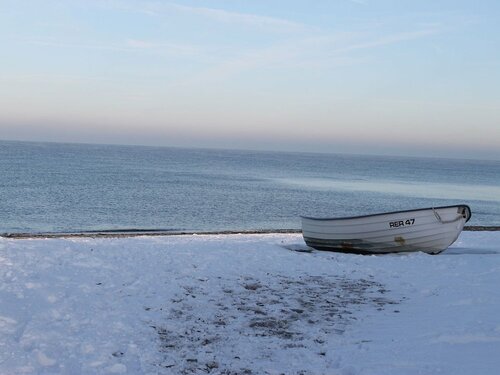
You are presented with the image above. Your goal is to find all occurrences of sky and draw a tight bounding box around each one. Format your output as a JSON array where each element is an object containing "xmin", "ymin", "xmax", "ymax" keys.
[{"xmin": 0, "ymin": 0, "xmax": 499, "ymax": 160}]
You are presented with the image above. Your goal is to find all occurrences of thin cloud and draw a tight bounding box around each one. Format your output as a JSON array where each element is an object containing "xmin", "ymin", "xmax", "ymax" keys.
[
  {"xmin": 335, "ymin": 27, "xmax": 441, "ymax": 53},
  {"xmin": 168, "ymin": 2, "xmax": 308, "ymax": 32},
  {"xmin": 126, "ymin": 39, "xmax": 203, "ymax": 57},
  {"xmin": 24, "ymin": 37, "xmax": 132, "ymax": 52},
  {"xmin": 17, "ymin": 36, "xmax": 209, "ymax": 60},
  {"xmin": 100, "ymin": 0, "xmax": 309, "ymax": 33},
  {"xmin": 176, "ymin": 26, "xmax": 442, "ymax": 86}
]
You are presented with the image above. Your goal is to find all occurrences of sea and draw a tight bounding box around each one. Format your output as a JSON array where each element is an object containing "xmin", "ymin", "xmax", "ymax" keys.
[{"xmin": 1, "ymin": 140, "xmax": 499, "ymax": 234}]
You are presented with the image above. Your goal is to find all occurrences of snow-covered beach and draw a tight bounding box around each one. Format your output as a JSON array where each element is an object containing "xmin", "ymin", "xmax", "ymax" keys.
[{"xmin": 1, "ymin": 231, "xmax": 499, "ymax": 375}]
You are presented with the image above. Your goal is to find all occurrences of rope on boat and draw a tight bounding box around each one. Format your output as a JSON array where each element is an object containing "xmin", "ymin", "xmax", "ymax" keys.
[{"xmin": 432, "ymin": 208, "xmax": 463, "ymax": 224}]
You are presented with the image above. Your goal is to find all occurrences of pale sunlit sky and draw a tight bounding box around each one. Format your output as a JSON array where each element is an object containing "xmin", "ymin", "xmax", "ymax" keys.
[{"xmin": 1, "ymin": 0, "xmax": 499, "ymax": 159}]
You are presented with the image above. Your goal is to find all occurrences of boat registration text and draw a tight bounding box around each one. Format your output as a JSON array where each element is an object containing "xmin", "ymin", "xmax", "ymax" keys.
[{"xmin": 389, "ymin": 219, "xmax": 415, "ymax": 228}]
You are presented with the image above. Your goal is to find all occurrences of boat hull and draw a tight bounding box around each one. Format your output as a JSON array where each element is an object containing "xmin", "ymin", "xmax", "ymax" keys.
[{"xmin": 301, "ymin": 205, "xmax": 471, "ymax": 254}]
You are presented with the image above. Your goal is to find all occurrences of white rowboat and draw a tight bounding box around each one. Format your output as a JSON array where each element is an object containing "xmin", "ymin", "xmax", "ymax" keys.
[{"xmin": 301, "ymin": 205, "xmax": 471, "ymax": 254}]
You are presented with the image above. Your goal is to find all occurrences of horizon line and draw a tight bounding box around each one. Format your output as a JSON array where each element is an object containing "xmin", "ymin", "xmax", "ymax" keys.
[{"xmin": 1, "ymin": 137, "xmax": 499, "ymax": 163}]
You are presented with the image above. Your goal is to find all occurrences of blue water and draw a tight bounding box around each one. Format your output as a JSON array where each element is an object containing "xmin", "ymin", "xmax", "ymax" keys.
[{"xmin": 1, "ymin": 140, "xmax": 499, "ymax": 234}]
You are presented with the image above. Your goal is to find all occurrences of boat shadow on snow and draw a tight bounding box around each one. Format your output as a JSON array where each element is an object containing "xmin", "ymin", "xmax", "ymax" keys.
[
  {"xmin": 282, "ymin": 244, "xmax": 500, "ymax": 256},
  {"xmin": 282, "ymin": 244, "xmax": 423, "ymax": 256},
  {"xmin": 442, "ymin": 247, "xmax": 500, "ymax": 255}
]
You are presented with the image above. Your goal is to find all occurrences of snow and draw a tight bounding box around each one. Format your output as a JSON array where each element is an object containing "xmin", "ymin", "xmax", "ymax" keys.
[{"xmin": 0, "ymin": 231, "xmax": 499, "ymax": 374}]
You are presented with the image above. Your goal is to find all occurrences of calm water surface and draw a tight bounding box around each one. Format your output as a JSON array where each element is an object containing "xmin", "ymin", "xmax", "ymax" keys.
[{"xmin": 1, "ymin": 140, "xmax": 499, "ymax": 234}]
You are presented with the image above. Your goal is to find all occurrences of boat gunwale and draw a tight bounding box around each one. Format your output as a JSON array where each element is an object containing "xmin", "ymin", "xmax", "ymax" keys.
[{"xmin": 301, "ymin": 204, "xmax": 472, "ymax": 223}]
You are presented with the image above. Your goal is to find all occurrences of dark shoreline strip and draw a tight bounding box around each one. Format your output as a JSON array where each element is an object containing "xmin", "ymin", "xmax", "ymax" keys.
[
  {"xmin": 1, "ymin": 226, "xmax": 499, "ymax": 239},
  {"xmin": 1, "ymin": 229, "xmax": 302, "ymax": 239},
  {"xmin": 464, "ymin": 225, "xmax": 500, "ymax": 231}
]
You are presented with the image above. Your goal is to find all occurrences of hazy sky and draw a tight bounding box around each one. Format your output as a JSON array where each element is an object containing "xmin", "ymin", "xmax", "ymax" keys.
[{"xmin": 1, "ymin": 0, "xmax": 499, "ymax": 159}]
